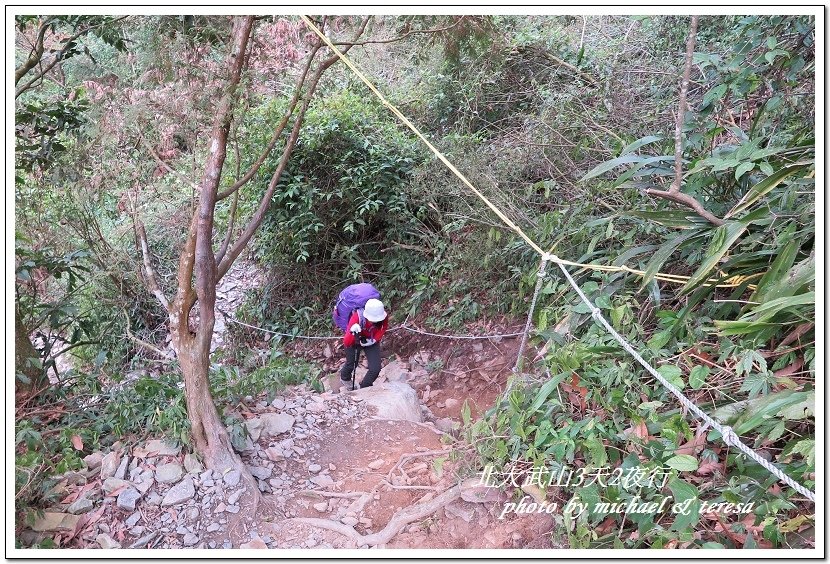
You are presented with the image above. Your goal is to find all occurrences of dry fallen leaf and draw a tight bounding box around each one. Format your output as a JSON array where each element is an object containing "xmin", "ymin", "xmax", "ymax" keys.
[{"xmin": 71, "ymin": 434, "xmax": 84, "ymax": 451}]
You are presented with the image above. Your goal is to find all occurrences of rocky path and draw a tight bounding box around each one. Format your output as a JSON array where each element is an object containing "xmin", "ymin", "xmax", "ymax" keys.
[{"xmin": 24, "ymin": 354, "xmax": 554, "ymax": 550}]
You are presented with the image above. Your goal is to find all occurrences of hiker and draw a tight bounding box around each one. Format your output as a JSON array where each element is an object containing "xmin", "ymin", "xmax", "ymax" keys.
[{"xmin": 332, "ymin": 284, "xmax": 389, "ymax": 391}]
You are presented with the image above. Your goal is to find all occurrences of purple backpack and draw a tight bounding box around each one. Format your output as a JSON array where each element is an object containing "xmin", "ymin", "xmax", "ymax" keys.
[{"xmin": 332, "ymin": 283, "xmax": 381, "ymax": 331}]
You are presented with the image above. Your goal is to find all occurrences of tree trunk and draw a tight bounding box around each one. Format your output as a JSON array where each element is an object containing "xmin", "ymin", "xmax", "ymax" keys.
[
  {"xmin": 167, "ymin": 16, "xmax": 256, "ymax": 488},
  {"xmin": 15, "ymin": 306, "xmax": 45, "ymax": 392},
  {"xmin": 177, "ymin": 335, "xmax": 238, "ymax": 471}
]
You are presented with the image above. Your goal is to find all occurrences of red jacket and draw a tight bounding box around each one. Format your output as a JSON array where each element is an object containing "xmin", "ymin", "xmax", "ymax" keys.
[{"xmin": 343, "ymin": 310, "xmax": 388, "ymax": 348}]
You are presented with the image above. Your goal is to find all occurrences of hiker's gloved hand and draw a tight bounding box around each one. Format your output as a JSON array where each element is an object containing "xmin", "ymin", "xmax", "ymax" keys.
[
  {"xmin": 360, "ymin": 337, "xmax": 376, "ymax": 347},
  {"xmin": 350, "ymin": 323, "xmax": 361, "ymax": 336}
]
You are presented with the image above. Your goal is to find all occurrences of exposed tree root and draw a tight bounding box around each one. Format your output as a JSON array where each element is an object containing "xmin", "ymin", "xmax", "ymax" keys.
[{"xmin": 279, "ymin": 483, "xmax": 463, "ymax": 547}]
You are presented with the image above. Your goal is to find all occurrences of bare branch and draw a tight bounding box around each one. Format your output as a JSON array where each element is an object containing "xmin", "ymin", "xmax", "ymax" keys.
[
  {"xmin": 332, "ymin": 15, "xmax": 464, "ymax": 46},
  {"xmin": 216, "ymin": 43, "xmax": 320, "ymax": 201},
  {"xmin": 647, "ymin": 16, "xmax": 724, "ymax": 227},
  {"xmin": 137, "ymin": 129, "xmax": 200, "ymax": 190},
  {"xmin": 15, "ymin": 17, "xmax": 52, "ymax": 84},
  {"xmin": 216, "ymin": 17, "xmax": 370, "ymax": 281},
  {"xmin": 216, "ymin": 189, "xmax": 238, "ymax": 264},
  {"xmin": 128, "ymin": 191, "xmax": 170, "ymax": 310},
  {"xmin": 15, "ymin": 16, "xmax": 129, "ymax": 98},
  {"xmin": 670, "ymin": 15, "xmax": 698, "ymax": 194},
  {"xmin": 123, "ymin": 308, "xmax": 174, "ymax": 360}
]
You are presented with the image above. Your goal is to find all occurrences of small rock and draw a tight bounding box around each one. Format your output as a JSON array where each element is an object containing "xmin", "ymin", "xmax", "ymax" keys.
[
  {"xmin": 183, "ymin": 533, "xmax": 199, "ymax": 546},
  {"xmin": 259, "ymin": 413, "xmax": 295, "ymax": 437},
  {"xmin": 100, "ymin": 452, "xmax": 120, "ymax": 480},
  {"xmin": 161, "ymin": 477, "xmax": 195, "ymax": 506},
  {"xmin": 227, "ymin": 489, "xmax": 244, "ymax": 505},
  {"xmin": 271, "ymin": 397, "xmax": 286, "ymax": 409},
  {"xmin": 313, "ymin": 502, "xmax": 328, "ymax": 512},
  {"xmin": 226, "ymin": 505, "xmax": 240, "ymax": 514},
  {"xmin": 84, "ymin": 452, "xmax": 104, "ymax": 471},
  {"xmin": 117, "ymin": 487, "xmax": 142, "ymax": 511},
  {"xmin": 245, "ymin": 418, "xmax": 264, "ymax": 442},
  {"xmin": 32, "ymin": 512, "xmax": 80, "ymax": 532},
  {"xmin": 186, "ymin": 507, "xmax": 200, "ymax": 521},
  {"xmin": 145, "ymin": 491, "xmax": 163, "ymax": 506},
  {"xmin": 67, "ymin": 497, "xmax": 94, "ymax": 515},
  {"xmin": 155, "ymin": 462, "xmax": 184, "ymax": 484},
  {"xmin": 444, "ymin": 398, "xmax": 460, "ymax": 410},
  {"xmin": 223, "ymin": 470, "xmax": 241, "ymax": 487},
  {"xmin": 341, "ymin": 516, "xmax": 359, "ymax": 526},
  {"xmin": 247, "ymin": 466, "xmax": 272, "ymax": 480},
  {"xmin": 310, "ymin": 474, "xmax": 334, "ymax": 487},
  {"xmin": 328, "ymin": 464, "xmax": 337, "ymax": 471},
  {"xmin": 135, "ymin": 439, "xmax": 181, "ymax": 458},
  {"xmin": 308, "ymin": 464, "xmax": 322, "ymax": 474},
  {"xmin": 367, "ymin": 459, "xmax": 385, "ymax": 470},
  {"xmin": 134, "ymin": 476, "xmax": 154, "ymax": 496},
  {"xmin": 114, "ymin": 454, "xmax": 130, "ymax": 480},
  {"xmin": 96, "ymin": 533, "xmax": 121, "ymax": 549},
  {"xmin": 207, "ymin": 523, "xmax": 221, "ymax": 533},
  {"xmin": 240, "ymin": 538, "xmax": 268, "ymax": 549},
  {"xmin": 102, "ymin": 477, "xmax": 132, "ymax": 495},
  {"xmin": 129, "ymin": 526, "xmax": 145, "ymax": 536},
  {"xmin": 184, "ymin": 454, "xmax": 204, "ymax": 474},
  {"xmin": 215, "ymin": 503, "xmax": 226, "ymax": 513},
  {"xmin": 126, "ymin": 512, "xmax": 141, "ymax": 528},
  {"xmin": 264, "ymin": 447, "xmax": 284, "ymax": 462}
]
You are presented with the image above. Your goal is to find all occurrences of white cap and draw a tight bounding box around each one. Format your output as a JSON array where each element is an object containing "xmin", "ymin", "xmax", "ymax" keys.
[{"xmin": 364, "ymin": 299, "xmax": 387, "ymax": 322}]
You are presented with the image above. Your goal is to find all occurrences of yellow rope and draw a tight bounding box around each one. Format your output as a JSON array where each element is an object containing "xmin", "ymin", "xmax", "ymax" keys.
[{"xmin": 300, "ymin": 16, "xmax": 757, "ymax": 291}]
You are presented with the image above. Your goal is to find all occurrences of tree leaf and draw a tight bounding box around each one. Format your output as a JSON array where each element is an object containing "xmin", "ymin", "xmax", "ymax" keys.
[
  {"xmin": 668, "ymin": 477, "xmax": 701, "ymax": 531},
  {"xmin": 657, "ymin": 365, "xmax": 685, "ymax": 390},
  {"xmin": 735, "ymin": 161, "xmax": 755, "ymax": 180},
  {"xmin": 680, "ymin": 221, "xmax": 749, "ymax": 293},
  {"xmin": 665, "ymin": 454, "xmax": 699, "ymax": 472},
  {"xmin": 580, "ymin": 155, "xmax": 644, "ymax": 182},
  {"xmin": 640, "ymin": 229, "xmax": 701, "ymax": 288},
  {"xmin": 618, "ymin": 135, "xmax": 663, "ymax": 157},
  {"xmin": 725, "ymin": 163, "xmax": 809, "ymax": 218},
  {"xmin": 689, "ymin": 365, "xmax": 710, "ymax": 390}
]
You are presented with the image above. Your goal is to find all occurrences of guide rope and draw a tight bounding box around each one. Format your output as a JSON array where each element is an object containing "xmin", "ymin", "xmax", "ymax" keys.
[{"xmin": 297, "ymin": 16, "xmax": 813, "ymax": 501}]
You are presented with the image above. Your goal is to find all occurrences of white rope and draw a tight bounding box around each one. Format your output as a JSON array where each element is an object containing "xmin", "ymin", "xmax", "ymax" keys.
[
  {"xmin": 394, "ymin": 325, "xmax": 524, "ymax": 340},
  {"xmin": 552, "ymin": 256, "xmax": 816, "ymax": 502},
  {"xmin": 220, "ymin": 310, "xmax": 523, "ymax": 342},
  {"xmin": 514, "ymin": 255, "xmax": 550, "ymax": 373}
]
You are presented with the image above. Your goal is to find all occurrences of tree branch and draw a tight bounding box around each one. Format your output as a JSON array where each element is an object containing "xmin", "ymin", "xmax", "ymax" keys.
[
  {"xmin": 137, "ymin": 129, "xmax": 200, "ymax": 190},
  {"xmin": 123, "ymin": 308, "xmax": 174, "ymax": 360},
  {"xmin": 646, "ymin": 15, "xmax": 725, "ymax": 227},
  {"xmin": 216, "ymin": 44, "xmax": 320, "ymax": 201},
  {"xmin": 15, "ymin": 17, "xmax": 52, "ymax": 85},
  {"xmin": 669, "ymin": 15, "xmax": 699, "ymax": 194},
  {"xmin": 15, "ymin": 16, "xmax": 129, "ymax": 98},
  {"xmin": 332, "ymin": 15, "xmax": 464, "ymax": 46},
  {"xmin": 128, "ymin": 192, "xmax": 170, "ymax": 310},
  {"xmin": 215, "ymin": 17, "xmax": 370, "ymax": 282}
]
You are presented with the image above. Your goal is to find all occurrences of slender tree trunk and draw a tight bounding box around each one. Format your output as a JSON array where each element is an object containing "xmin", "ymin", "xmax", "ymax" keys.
[
  {"xmin": 15, "ymin": 306, "xmax": 45, "ymax": 392},
  {"xmin": 168, "ymin": 16, "xmax": 255, "ymax": 480}
]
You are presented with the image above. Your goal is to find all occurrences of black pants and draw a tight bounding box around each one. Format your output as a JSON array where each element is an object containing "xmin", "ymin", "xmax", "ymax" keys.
[{"xmin": 340, "ymin": 342, "xmax": 381, "ymax": 388}]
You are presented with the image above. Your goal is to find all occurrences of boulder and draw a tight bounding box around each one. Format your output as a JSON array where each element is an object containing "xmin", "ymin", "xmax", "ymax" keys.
[
  {"xmin": 100, "ymin": 452, "xmax": 120, "ymax": 480},
  {"xmin": 67, "ymin": 497, "xmax": 94, "ymax": 515},
  {"xmin": 259, "ymin": 413, "xmax": 295, "ymax": 437},
  {"xmin": 161, "ymin": 477, "xmax": 195, "ymax": 506},
  {"xmin": 155, "ymin": 462, "xmax": 184, "ymax": 484},
  {"xmin": 31, "ymin": 512, "xmax": 81, "ymax": 532},
  {"xmin": 117, "ymin": 487, "xmax": 142, "ymax": 511},
  {"xmin": 183, "ymin": 454, "xmax": 204, "ymax": 474},
  {"xmin": 353, "ymin": 381, "xmax": 423, "ymax": 422},
  {"xmin": 134, "ymin": 439, "xmax": 181, "ymax": 458},
  {"xmin": 240, "ymin": 538, "xmax": 268, "ymax": 549},
  {"xmin": 96, "ymin": 533, "xmax": 121, "ymax": 549}
]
